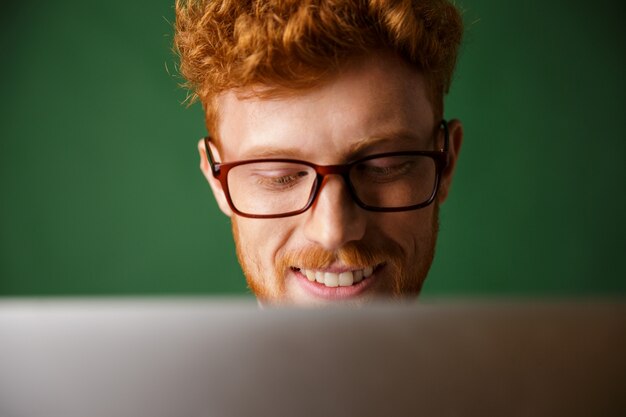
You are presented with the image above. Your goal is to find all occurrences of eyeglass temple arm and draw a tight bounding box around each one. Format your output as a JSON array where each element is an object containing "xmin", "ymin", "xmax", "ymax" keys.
[
  {"xmin": 204, "ymin": 136, "xmax": 221, "ymax": 175},
  {"xmin": 440, "ymin": 120, "xmax": 451, "ymax": 170},
  {"xmin": 440, "ymin": 120, "xmax": 450, "ymax": 152}
]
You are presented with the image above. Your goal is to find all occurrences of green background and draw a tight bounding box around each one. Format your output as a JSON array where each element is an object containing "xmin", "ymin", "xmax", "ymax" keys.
[{"xmin": 1, "ymin": 0, "xmax": 625, "ymax": 296}]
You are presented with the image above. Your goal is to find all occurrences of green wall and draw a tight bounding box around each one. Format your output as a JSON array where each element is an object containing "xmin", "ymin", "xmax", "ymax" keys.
[{"xmin": 1, "ymin": 1, "xmax": 625, "ymax": 296}]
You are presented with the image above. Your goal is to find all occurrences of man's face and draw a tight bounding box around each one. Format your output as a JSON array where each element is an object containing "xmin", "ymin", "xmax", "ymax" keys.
[{"xmin": 200, "ymin": 51, "xmax": 462, "ymax": 306}]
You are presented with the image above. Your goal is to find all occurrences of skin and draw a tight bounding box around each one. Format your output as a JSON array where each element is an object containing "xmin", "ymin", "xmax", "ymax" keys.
[{"xmin": 199, "ymin": 51, "xmax": 463, "ymax": 306}]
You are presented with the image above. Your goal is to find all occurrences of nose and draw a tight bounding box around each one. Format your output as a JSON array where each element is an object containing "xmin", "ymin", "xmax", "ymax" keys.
[{"xmin": 303, "ymin": 175, "xmax": 367, "ymax": 250}]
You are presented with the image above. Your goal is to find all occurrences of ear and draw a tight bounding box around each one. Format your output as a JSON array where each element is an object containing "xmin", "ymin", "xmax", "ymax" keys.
[
  {"xmin": 437, "ymin": 119, "xmax": 463, "ymax": 204},
  {"xmin": 198, "ymin": 139, "xmax": 233, "ymax": 217}
]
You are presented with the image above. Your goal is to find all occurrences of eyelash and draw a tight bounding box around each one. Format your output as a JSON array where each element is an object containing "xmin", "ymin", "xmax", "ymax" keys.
[{"xmin": 256, "ymin": 171, "xmax": 308, "ymax": 188}]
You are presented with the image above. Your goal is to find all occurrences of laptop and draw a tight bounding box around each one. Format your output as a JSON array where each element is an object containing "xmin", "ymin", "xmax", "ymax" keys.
[{"xmin": 1, "ymin": 298, "xmax": 624, "ymax": 417}]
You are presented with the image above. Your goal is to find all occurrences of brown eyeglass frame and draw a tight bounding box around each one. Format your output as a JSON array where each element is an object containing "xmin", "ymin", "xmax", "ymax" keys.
[{"xmin": 204, "ymin": 120, "xmax": 450, "ymax": 219}]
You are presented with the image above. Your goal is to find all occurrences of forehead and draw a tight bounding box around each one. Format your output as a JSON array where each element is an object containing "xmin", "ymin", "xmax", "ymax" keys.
[{"xmin": 215, "ymin": 52, "xmax": 435, "ymax": 162}]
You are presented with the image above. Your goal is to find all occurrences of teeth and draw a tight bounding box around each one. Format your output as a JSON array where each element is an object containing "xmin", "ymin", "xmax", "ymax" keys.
[
  {"xmin": 338, "ymin": 272, "xmax": 353, "ymax": 287},
  {"xmin": 305, "ymin": 270, "xmax": 315, "ymax": 282},
  {"xmin": 299, "ymin": 266, "xmax": 375, "ymax": 288},
  {"xmin": 324, "ymin": 273, "xmax": 339, "ymax": 287}
]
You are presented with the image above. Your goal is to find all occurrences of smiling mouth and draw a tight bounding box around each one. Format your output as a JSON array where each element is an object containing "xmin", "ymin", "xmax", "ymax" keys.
[{"xmin": 291, "ymin": 266, "xmax": 378, "ymax": 288}]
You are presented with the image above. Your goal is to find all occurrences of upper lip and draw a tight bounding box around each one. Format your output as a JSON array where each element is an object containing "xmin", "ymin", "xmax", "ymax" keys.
[{"xmin": 293, "ymin": 264, "xmax": 379, "ymax": 274}]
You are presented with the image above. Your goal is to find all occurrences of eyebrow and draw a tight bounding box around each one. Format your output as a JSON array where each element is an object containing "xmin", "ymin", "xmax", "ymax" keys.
[
  {"xmin": 348, "ymin": 131, "xmax": 426, "ymax": 156},
  {"xmin": 240, "ymin": 130, "xmax": 428, "ymax": 161},
  {"xmin": 240, "ymin": 146, "xmax": 304, "ymax": 160}
]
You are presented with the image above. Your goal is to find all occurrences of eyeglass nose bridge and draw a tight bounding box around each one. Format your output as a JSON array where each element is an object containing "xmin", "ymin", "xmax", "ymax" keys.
[{"xmin": 305, "ymin": 163, "xmax": 362, "ymax": 212}]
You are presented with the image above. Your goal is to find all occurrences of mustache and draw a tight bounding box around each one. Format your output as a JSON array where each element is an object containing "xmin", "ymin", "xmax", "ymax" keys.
[{"xmin": 277, "ymin": 240, "xmax": 404, "ymax": 272}]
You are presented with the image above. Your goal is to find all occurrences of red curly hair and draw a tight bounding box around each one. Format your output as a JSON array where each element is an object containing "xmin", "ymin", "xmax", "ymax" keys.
[{"xmin": 174, "ymin": 0, "xmax": 463, "ymax": 136}]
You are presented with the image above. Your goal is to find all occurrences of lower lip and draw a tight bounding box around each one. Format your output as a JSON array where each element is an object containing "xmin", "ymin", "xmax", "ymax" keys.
[{"xmin": 292, "ymin": 267, "xmax": 380, "ymax": 300}]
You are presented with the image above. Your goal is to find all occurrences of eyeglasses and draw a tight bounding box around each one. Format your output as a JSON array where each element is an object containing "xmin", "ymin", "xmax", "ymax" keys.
[{"xmin": 205, "ymin": 120, "xmax": 449, "ymax": 219}]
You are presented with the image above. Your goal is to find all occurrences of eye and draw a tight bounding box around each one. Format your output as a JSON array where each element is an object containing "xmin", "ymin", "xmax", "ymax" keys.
[
  {"xmin": 355, "ymin": 157, "xmax": 416, "ymax": 181},
  {"xmin": 254, "ymin": 169, "xmax": 310, "ymax": 190}
]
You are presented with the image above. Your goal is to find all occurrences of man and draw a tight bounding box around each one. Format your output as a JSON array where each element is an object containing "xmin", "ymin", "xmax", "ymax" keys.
[{"xmin": 175, "ymin": 0, "xmax": 464, "ymax": 305}]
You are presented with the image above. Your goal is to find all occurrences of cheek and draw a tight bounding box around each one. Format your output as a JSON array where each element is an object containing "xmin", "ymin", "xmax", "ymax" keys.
[
  {"xmin": 376, "ymin": 208, "xmax": 437, "ymax": 250},
  {"xmin": 233, "ymin": 217, "xmax": 296, "ymax": 267}
]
